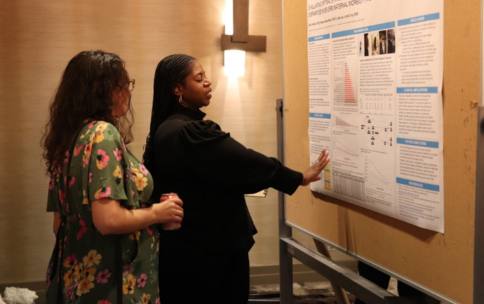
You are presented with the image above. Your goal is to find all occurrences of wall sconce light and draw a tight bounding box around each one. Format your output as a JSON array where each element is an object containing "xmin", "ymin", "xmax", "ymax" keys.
[
  {"xmin": 222, "ymin": 0, "xmax": 266, "ymax": 78},
  {"xmin": 221, "ymin": 0, "xmax": 267, "ymax": 52}
]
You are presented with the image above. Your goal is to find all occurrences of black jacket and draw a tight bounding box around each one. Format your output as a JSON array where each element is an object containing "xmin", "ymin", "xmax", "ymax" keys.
[{"xmin": 151, "ymin": 105, "xmax": 303, "ymax": 253}]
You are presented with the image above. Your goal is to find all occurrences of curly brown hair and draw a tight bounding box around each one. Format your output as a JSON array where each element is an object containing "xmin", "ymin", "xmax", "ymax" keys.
[{"xmin": 42, "ymin": 50, "xmax": 134, "ymax": 176}]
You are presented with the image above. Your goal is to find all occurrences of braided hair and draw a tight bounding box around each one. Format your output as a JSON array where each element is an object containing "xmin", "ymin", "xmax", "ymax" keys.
[{"xmin": 143, "ymin": 54, "xmax": 195, "ymax": 172}]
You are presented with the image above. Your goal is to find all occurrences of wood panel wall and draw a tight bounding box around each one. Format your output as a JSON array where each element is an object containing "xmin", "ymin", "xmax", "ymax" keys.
[{"xmin": 0, "ymin": 0, "xmax": 282, "ymax": 283}]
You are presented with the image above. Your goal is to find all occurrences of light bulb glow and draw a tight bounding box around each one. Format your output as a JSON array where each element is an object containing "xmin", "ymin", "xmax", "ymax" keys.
[
  {"xmin": 224, "ymin": 50, "xmax": 246, "ymax": 78},
  {"xmin": 223, "ymin": 0, "xmax": 245, "ymax": 78}
]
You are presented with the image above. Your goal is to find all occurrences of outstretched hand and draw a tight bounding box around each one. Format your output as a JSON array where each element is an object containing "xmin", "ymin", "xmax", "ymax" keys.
[{"xmin": 301, "ymin": 150, "xmax": 330, "ymax": 186}]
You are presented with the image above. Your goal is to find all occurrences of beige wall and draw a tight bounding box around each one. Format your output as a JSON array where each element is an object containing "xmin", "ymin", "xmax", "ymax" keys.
[{"xmin": 0, "ymin": 0, "xmax": 282, "ymax": 283}]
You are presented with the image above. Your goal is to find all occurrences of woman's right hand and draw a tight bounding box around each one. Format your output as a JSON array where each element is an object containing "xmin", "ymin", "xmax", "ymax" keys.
[
  {"xmin": 301, "ymin": 150, "xmax": 330, "ymax": 186},
  {"xmin": 151, "ymin": 193, "xmax": 184, "ymax": 226}
]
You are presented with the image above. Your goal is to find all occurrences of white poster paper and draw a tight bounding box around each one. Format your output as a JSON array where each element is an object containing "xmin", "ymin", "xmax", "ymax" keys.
[{"xmin": 307, "ymin": 0, "xmax": 444, "ymax": 232}]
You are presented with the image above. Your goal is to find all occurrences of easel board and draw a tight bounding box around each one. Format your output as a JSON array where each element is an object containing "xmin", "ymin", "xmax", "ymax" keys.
[{"xmin": 282, "ymin": 0, "xmax": 479, "ymax": 302}]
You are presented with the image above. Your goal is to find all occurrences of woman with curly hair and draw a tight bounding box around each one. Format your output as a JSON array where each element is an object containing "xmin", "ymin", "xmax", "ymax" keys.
[{"xmin": 42, "ymin": 50, "xmax": 183, "ymax": 303}]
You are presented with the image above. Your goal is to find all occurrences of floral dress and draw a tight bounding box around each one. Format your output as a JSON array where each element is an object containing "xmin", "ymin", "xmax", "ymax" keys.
[{"xmin": 46, "ymin": 121, "xmax": 159, "ymax": 304}]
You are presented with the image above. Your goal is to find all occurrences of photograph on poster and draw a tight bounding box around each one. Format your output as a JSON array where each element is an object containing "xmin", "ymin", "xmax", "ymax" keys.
[{"xmin": 360, "ymin": 29, "xmax": 396, "ymax": 56}]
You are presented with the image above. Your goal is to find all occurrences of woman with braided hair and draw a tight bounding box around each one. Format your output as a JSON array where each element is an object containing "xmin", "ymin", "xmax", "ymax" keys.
[
  {"xmin": 42, "ymin": 50, "xmax": 183, "ymax": 303},
  {"xmin": 143, "ymin": 54, "xmax": 330, "ymax": 304}
]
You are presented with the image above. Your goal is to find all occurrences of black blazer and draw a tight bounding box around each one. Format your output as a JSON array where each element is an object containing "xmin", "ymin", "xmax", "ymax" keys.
[{"xmin": 151, "ymin": 105, "xmax": 303, "ymax": 253}]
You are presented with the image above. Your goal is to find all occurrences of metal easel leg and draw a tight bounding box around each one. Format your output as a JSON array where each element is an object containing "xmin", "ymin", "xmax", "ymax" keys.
[
  {"xmin": 277, "ymin": 98, "xmax": 294, "ymax": 304},
  {"xmin": 314, "ymin": 239, "xmax": 351, "ymax": 304}
]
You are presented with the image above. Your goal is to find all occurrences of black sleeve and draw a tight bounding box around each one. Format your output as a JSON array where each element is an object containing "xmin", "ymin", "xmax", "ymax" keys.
[{"xmin": 183, "ymin": 120, "xmax": 303, "ymax": 194}]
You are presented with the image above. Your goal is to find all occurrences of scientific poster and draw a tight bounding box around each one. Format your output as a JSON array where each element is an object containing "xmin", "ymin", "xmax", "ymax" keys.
[{"xmin": 307, "ymin": 0, "xmax": 444, "ymax": 232}]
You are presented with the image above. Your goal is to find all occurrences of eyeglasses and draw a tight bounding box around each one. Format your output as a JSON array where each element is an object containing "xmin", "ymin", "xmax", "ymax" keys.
[{"xmin": 127, "ymin": 79, "xmax": 135, "ymax": 92}]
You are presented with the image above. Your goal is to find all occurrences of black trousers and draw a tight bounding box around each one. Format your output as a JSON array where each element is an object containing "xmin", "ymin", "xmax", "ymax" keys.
[
  {"xmin": 355, "ymin": 262, "xmax": 437, "ymax": 304},
  {"xmin": 159, "ymin": 248, "xmax": 250, "ymax": 304}
]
